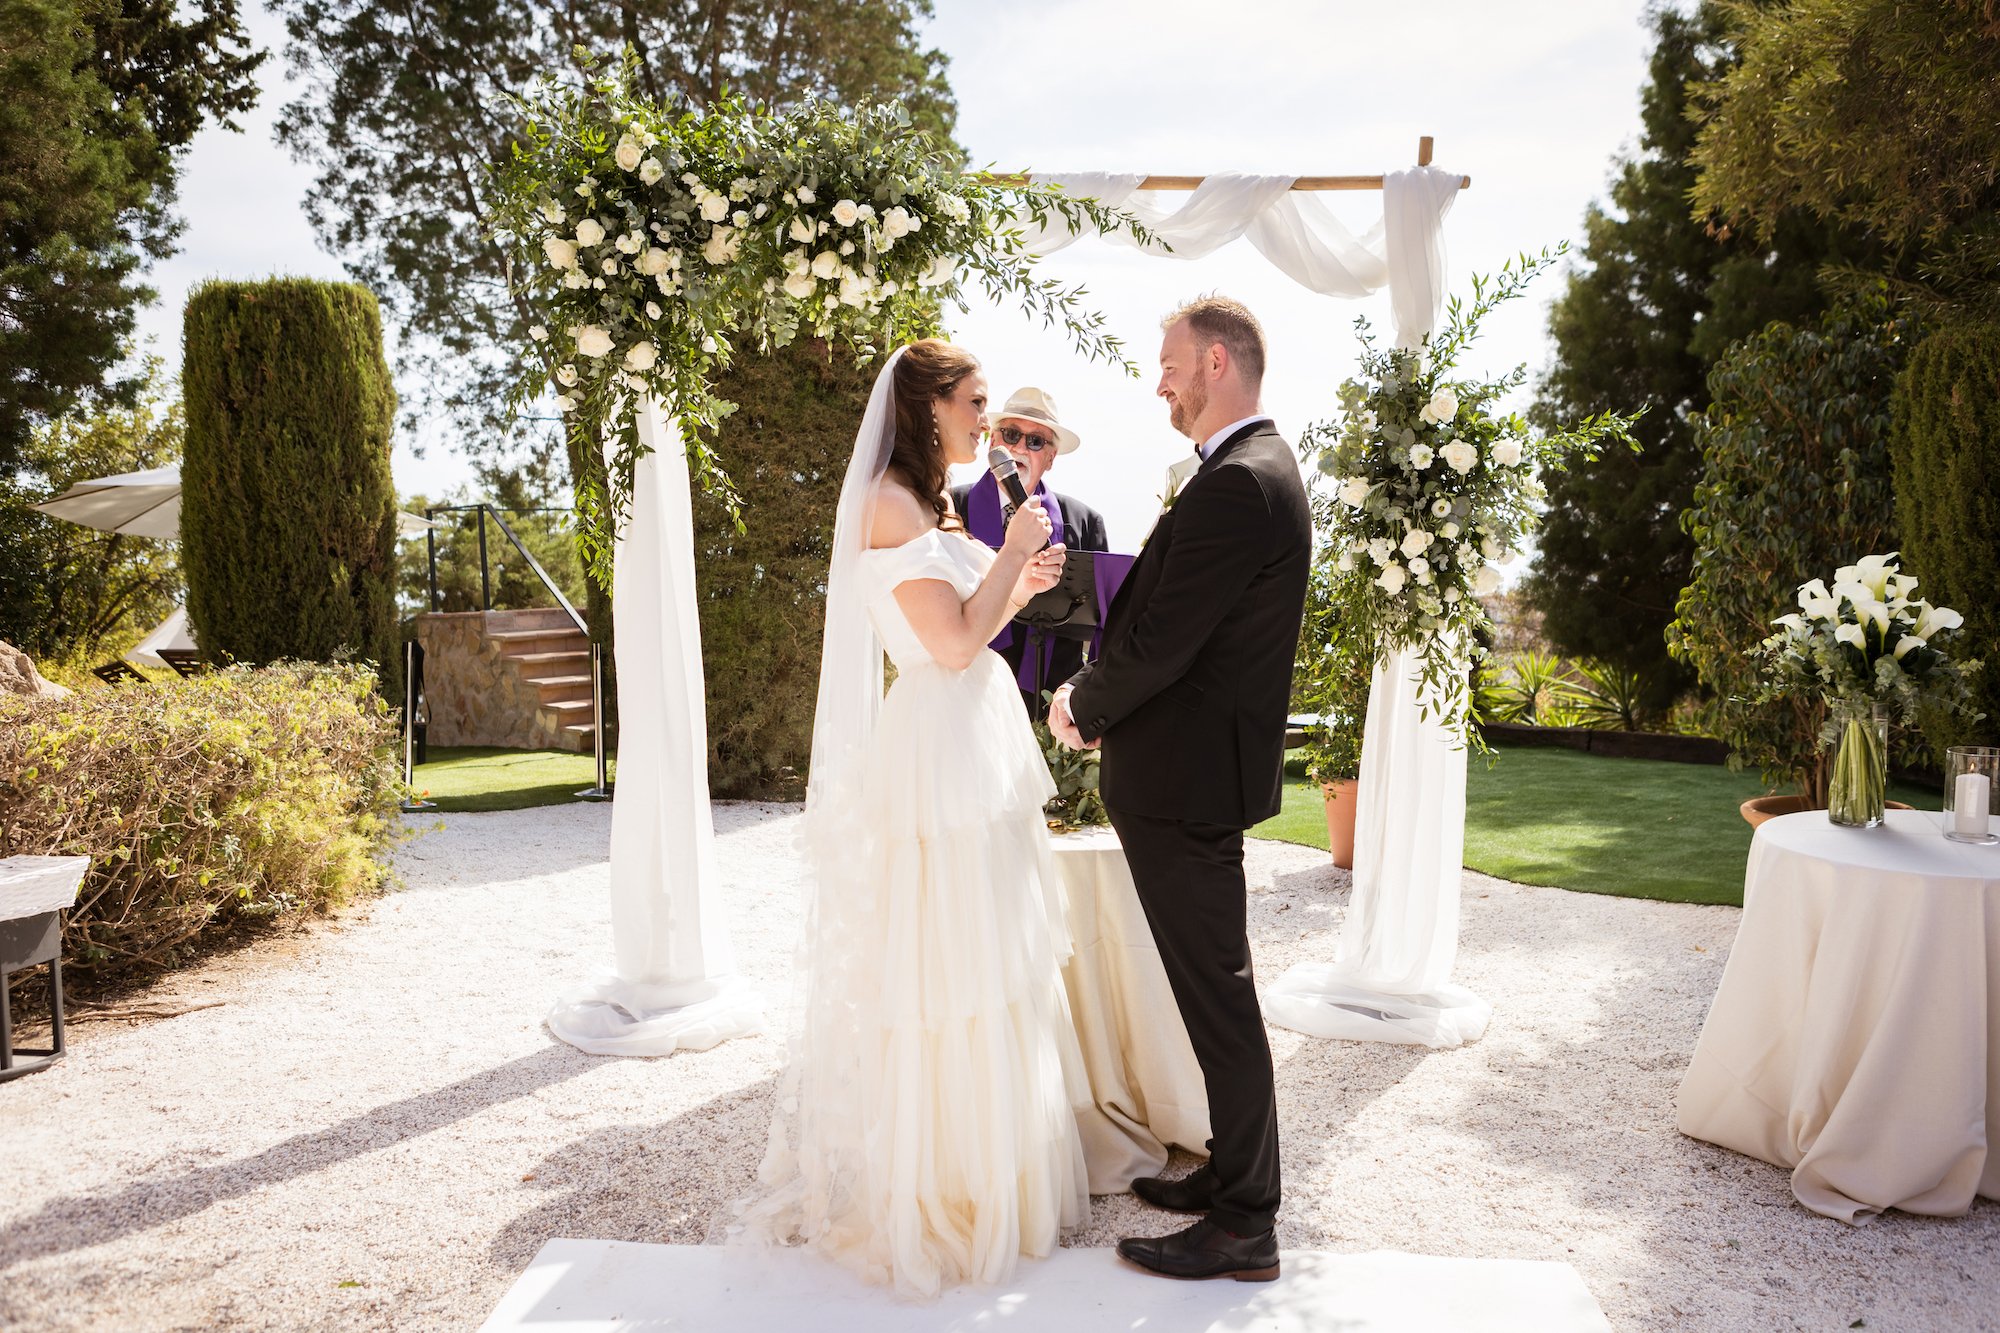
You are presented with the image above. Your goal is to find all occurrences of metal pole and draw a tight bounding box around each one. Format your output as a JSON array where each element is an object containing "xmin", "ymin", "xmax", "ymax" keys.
[
  {"xmin": 477, "ymin": 506, "xmax": 491, "ymax": 611},
  {"xmin": 400, "ymin": 639, "xmax": 436, "ymax": 812},
  {"xmin": 576, "ymin": 639, "xmax": 614, "ymax": 800}
]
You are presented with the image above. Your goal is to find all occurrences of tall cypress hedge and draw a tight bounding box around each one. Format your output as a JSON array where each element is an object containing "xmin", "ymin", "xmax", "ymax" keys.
[
  {"xmin": 181, "ymin": 279, "xmax": 399, "ymax": 698},
  {"xmin": 1892, "ymin": 324, "xmax": 2000, "ymax": 744},
  {"xmin": 693, "ymin": 338, "xmax": 873, "ymax": 797}
]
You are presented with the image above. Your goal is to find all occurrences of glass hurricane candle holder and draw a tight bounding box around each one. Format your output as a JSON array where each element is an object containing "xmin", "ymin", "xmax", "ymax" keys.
[{"xmin": 1943, "ymin": 746, "xmax": 2000, "ymax": 845}]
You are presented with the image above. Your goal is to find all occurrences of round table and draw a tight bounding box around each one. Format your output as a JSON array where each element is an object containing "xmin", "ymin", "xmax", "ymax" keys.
[
  {"xmin": 1676, "ymin": 808, "xmax": 2000, "ymax": 1221},
  {"xmin": 1050, "ymin": 827, "xmax": 1210, "ymax": 1193}
]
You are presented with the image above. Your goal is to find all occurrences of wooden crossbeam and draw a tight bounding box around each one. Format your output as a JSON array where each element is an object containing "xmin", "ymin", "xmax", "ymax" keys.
[{"xmin": 974, "ymin": 136, "xmax": 1470, "ymax": 192}]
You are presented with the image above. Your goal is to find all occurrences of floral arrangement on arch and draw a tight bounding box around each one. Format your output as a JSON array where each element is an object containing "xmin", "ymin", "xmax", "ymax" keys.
[
  {"xmin": 1297, "ymin": 248, "xmax": 1638, "ymax": 739},
  {"xmin": 489, "ymin": 50, "xmax": 1148, "ymax": 580}
]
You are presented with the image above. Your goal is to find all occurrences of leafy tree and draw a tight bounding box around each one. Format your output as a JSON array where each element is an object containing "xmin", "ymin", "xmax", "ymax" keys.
[
  {"xmin": 1524, "ymin": 1, "xmax": 1878, "ymax": 707},
  {"xmin": 272, "ymin": 0, "xmax": 956, "ymax": 472},
  {"xmin": 1666, "ymin": 301, "xmax": 1914, "ymax": 803},
  {"xmin": 180, "ymin": 278, "xmax": 400, "ymax": 698},
  {"xmin": 0, "ymin": 354, "xmax": 183, "ymax": 667},
  {"xmin": 0, "ymin": 0, "xmax": 262, "ymax": 471},
  {"xmin": 1690, "ymin": 0, "xmax": 2000, "ymax": 321},
  {"xmin": 1891, "ymin": 324, "xmax": 2000, "ymax": 746}
]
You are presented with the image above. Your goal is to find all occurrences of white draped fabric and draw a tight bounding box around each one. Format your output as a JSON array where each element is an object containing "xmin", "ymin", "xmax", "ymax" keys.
[{"xmin": 546, "ymin": 401, "xmax": 765, "ymax": 1055}]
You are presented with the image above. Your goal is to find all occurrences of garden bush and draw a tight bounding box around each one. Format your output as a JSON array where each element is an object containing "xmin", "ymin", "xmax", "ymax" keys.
[
  {"xmin": 181, "ymin": 279, "xmax": 400, "ymax": 699},
  {"xmin": 1666, "ymin": 301, "xmax": 1913, "ymax": 802},
  {"xmin": 1892, "ymin": 322, "xmax": 2000, "ymax": 745},
  {"xmin": 0, "ymin": 664, "xmax": 403, "ymax": 994}
]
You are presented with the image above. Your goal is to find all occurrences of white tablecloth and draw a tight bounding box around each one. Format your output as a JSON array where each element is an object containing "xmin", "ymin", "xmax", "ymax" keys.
[
  {"xmin": 1051, "ymin": 828, "xmax": 1211, "ymax": 1193},
  {"xmin": 1677, "ymin": 809, "xmax": 2000, "ymax": 1221}
]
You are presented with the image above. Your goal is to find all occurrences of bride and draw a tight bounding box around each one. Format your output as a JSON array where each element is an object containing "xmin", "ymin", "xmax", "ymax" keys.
[{"xmin": 736, "ymin": 340, "xmax": 1092, "ymax": 1297}]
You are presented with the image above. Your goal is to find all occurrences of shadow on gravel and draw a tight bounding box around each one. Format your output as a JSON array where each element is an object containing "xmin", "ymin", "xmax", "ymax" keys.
[{"xmin": 0, "ymin": 1044, "xmax": 599, "ymax": 1271}]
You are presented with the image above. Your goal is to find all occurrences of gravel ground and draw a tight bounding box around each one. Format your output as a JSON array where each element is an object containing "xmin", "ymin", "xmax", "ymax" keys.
[{"xmin": 1, "ymin": 802, "xmax": 1995, "ymax": 1332}]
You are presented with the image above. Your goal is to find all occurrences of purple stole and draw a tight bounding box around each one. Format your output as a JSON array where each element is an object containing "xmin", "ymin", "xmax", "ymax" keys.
[{"xmin": 964, "ymin": 472, "xmax": 1065, "ymax": 693}]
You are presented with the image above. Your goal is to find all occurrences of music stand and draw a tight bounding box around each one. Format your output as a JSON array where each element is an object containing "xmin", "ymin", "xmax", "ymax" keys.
[{"xmin": 1011, "ymin": 550, "xmax": 1135, "ymax": 705}]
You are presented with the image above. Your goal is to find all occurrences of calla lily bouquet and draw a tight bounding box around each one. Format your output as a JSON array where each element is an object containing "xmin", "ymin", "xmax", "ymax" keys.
[
  {"xmin": 1757, "ymin": 552, "xmax": 1978, "ymax": 731},
  {"xmin": 1298, "ymin": 247, "xmax": 1637, "ymax": 739}
]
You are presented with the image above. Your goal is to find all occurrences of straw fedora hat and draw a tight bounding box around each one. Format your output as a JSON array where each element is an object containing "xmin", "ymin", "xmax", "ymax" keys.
[{"xmin": 993, "ymin": 386, "xmax": 1081, "ymax": 454}]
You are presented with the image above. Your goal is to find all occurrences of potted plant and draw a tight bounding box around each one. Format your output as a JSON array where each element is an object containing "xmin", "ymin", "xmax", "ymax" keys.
[
  {"xmin": 1294, "ymin": 564, "xmax": 1372, "ymax": 866},
  {"xmin": 1748, "ymin": 552, "xmax": 1978, "ymax": 827}
]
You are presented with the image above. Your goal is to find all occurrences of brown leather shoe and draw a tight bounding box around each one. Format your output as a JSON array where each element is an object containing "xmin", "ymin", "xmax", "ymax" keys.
[
  {"xmin": 1130, "ymin": 1163, "xmax": 1217, "ymax": 1214},
  {"xmin": 1116, "ymin": 1217, "xmax": 1280, "ymax": 1282}
]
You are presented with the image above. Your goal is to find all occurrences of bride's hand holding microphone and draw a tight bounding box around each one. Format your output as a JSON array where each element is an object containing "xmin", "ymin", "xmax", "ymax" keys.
[{"xmin": 1003, "ymin": 497, "xmax": 1065, "ymax": 607}]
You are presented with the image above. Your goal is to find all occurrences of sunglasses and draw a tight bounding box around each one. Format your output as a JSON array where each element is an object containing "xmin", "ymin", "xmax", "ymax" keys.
[{"xmin": 996, "ymin": 424, "xmax": 1057, "ymax": 453}]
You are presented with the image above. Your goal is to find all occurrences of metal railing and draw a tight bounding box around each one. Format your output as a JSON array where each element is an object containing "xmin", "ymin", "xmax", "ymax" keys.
[{"xmin": 422, "ymin": 503, "xmax": 612, "ymax": 800}]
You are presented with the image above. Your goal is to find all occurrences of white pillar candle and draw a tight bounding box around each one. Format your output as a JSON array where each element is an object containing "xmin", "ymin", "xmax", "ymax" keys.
[{"xmin": 1953, "ymin": 771, "xmax": 1990, "ymax": 837}]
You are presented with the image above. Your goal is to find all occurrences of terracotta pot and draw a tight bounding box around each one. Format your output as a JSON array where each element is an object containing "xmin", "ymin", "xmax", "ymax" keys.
[
  {"xmin": 1739, "ymin": 793, "xmax": 1914, "ymax": 828},
  {"xmin": 1322, "ymin": 778, "xmax": 1360, "ymax": 869}
]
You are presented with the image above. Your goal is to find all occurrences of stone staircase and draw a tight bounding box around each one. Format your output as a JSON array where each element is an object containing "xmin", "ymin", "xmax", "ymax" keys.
[{"xmin": 416, "ymin": 608, "xmax": 601, "ymax": 752}]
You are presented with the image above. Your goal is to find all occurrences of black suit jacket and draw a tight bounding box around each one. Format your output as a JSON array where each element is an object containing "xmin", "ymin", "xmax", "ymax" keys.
[
  {"xmin": 949, "ymin": 481, "xmax": 1110, "ymax": 710},
  {"xmin": 1064, "ymin": 422, "xmax": 1310, "ymax": 827}
]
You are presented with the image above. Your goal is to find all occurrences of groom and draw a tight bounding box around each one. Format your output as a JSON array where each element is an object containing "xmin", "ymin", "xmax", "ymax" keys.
[{"xmin": 1051, "ymin": 296, "xmax": 1309, "ymax": 1281}]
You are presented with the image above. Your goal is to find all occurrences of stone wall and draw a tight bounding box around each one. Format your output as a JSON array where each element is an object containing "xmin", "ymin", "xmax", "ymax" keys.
[{"xmin": 415, "ymin": 612, "xmax": 579, "ymax": 751}]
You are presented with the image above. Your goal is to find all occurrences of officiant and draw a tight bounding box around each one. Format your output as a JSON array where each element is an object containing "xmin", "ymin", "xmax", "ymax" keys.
[{"xmin": 951, "ymin": 386, "xmax": 1110, "ymax": 720}]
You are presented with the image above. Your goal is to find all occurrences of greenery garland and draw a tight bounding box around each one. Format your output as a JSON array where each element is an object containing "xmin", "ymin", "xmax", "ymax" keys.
[{"xmin": 490, "ymin": 50, "xmax": 1148, "ymax": 582}]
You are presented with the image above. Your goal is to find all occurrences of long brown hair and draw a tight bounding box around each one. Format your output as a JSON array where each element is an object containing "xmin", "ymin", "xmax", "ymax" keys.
[{"xmin": 888, "ymin": 338, "xmax": 977, "ymax": 531}]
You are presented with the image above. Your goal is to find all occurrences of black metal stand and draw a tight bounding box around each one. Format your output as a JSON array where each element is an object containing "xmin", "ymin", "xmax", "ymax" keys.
[{"xmin": 576, "ymin": 641, "xmax": 614, "ymax": 801}]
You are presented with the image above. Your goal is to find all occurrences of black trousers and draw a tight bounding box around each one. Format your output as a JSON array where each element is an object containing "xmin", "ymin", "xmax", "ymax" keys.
[{"xmin": 1107, "ymin": 805, "xmax": 1281, "ymax": 1233}]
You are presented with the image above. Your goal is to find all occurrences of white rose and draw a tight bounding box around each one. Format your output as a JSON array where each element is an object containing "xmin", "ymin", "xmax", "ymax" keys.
[
  {"xmin": 1338, "ymin": 477, "xmax": 1371, "ymax": 508},
  {"xmin": 555, "ymin": 363, "xmax": 578, "ymax": 386},
  {"xmin": 810, "ymin": 251, "xmax": 841, "ymax": 279},
  {"xmin": 615, "ymin": 230, "xmax": 642, "ymax": 255},
  {"xmin": 1493, "ymin": 437, "xmax": 1523, "ymax": 467},
  {"xmin": 831, "ymin": 198, "xmax": 860, "ymax": 227},
  {"xmin": 1480, "ymin": 535, "xmax": 1501, "ymax": 560},
  {"xmin": 1443, "ymin": 586, "xmax": 1462, "ymax": 604},
  {"xmin": 543, "ymin": 237, "xmax": 578, "ymax": 270},
  {"xmin": 699, "ymin": 193, "xmax": 730, "ymax": 223},
  {"xmin": 553, "ymin": 394, "xmax": 576, "ymax": 413},
  {"xmin": 600, "ymin": 257, "xmax": 619, "ymax": 275},
  {"xmin": 881, "ymin": 205, "xmax": 915, "ymax": 239},
  {"xmin": 624, "ymin": 341, "xmax": 659, "ymax": 372},
  {"xmin": 574, "ymin": 218, "xmax": 605, "ymax": 247},
  {"xmin": 1441, "ymin": 438, "xmax": 1479, "ymax": 474},
  {"xmin": 540, "ymin": 200, "xmax": 566, "ymax": 225},
  {"xmin": 1440, "ymin": 521, "xmax": 1459, "ymax": 539},
  {"xmin": 856, "ymin": 203, "xmax": 876, "ymax": 222},
  {"xmin": 1408, "ymin": 556, "xmax": 1431, "ymax": 577},
  {"xmin": 1473, "ymin": 565, "xmax": 1503, "ymax": 597},
  {"xmin": 1399, "ymin": 527, "xmax": 1433, "ymax": 558},
  {"xmin": 782, "ymin": 271, "xmax": 816, "ymax": 300},
  {"xmin": 571, "ymin": 325, "xmax": 614, "ymax": 358},
  {"xmin": 796, "ymin": 185, "xmax": 816, "ymax": 204},
  {"xmin": 561, "ymin": 270, "xmax": 588, "ymax": 289},
  {"xmin": 528, "ymin": 324, "xmax": 548, "ymax": 341},
  {"xmin": 639, "ymin": 158, "xmax": 664, "ymax": 185},
  {"xmin": 1335, "ymin": 550, "xmax": 1355, "ymax": 572},
  {"xmin": 636, "ymin": 247, "xmax": 671, "ymax": 276},
  {"xmin": 1375, "ymin": 563, "xmax": 1408, "ymax": 595},
  {"xmin": 645, "ymin": 301, "xmax": 662, "ymax": 320},
  {"xmin": 838, "ymin": 239, "xmax": 855, "ymax": 256},
  {"xmin": 614, "ymin": 136, "xmax": 643, "ymax": 173},
  {"xmin": 1425, "ymin": 385, "xmax": 1459, "ymax": 424},
  {"xmin": 1409, "ymin": 444, "xmax": 1435, "ymax": 470},
  {"xmin": 702, "ymin": 226, "xmax": 740, "ymax": 265},
  {"xmin": 788, "ymin": 215, "xmax": 815, "ymax": 244}
]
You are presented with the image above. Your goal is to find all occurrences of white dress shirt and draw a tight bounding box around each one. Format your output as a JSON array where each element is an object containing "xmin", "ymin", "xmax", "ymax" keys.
[{"xmin": 1198, "ymin": 414, "xmax": 1274, "ymax": 460}]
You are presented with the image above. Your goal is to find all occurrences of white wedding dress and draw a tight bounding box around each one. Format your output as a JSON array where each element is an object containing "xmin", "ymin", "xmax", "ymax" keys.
[{"xmin": 739, "ymin": 524, "xmax": 1092, "ymax": 1298}]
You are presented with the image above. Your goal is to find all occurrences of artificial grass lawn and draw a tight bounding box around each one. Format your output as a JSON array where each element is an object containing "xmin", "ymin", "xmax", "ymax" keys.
[
  {"xmin": 412, "ymin": 746, "xmax": 615, "ymax": 814},
  {"xmin": 1250, "ymin": 744, "xmax": 1938, "ymax": 907}
]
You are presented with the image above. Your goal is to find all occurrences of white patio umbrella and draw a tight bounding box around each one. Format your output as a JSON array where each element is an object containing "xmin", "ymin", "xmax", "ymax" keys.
[
  {"xmin": 32, "ymin": 462, "xmax": 437, "ymax": 538},
  {"xmin": 127, "ymin": 606, "xmax": 195, "ymax": 669}
]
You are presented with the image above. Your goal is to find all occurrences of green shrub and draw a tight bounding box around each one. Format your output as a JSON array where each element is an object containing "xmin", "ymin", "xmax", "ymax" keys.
[
  {"xmin": 1667, "ymin": 302, "xmax": 1913, "ymax": 802},
  {"xmin": 692, "ymin": 339, "xmax": 873, "ymax": 797},
  {"xmin": 181, "ymin": 279, "xmax": 400, "ymax": 699},
  {"xmin": 0, "ymin": 664, "xmax": 403, "ymax": 992},
  {"xmin": 1892, "ymin": 323, "xmax": 2000, "ymax": 745}
]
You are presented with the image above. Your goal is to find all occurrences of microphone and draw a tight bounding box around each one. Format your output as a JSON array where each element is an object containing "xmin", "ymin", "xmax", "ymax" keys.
[{"xmin": 987, "ymin": 445, "xmax": 1031, "ymax": 511}]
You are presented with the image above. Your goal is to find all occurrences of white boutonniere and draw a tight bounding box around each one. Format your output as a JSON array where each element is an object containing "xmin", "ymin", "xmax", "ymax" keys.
[{"xmin": 1159, "ymin": 452, "xmax": 1202, "ymax": 514}]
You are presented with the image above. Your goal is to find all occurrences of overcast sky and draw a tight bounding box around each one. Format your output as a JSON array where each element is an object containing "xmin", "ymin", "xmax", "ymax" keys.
[{"xmin": 131, "ymin": 0, "xmax": 1660, "ymax": 546}]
